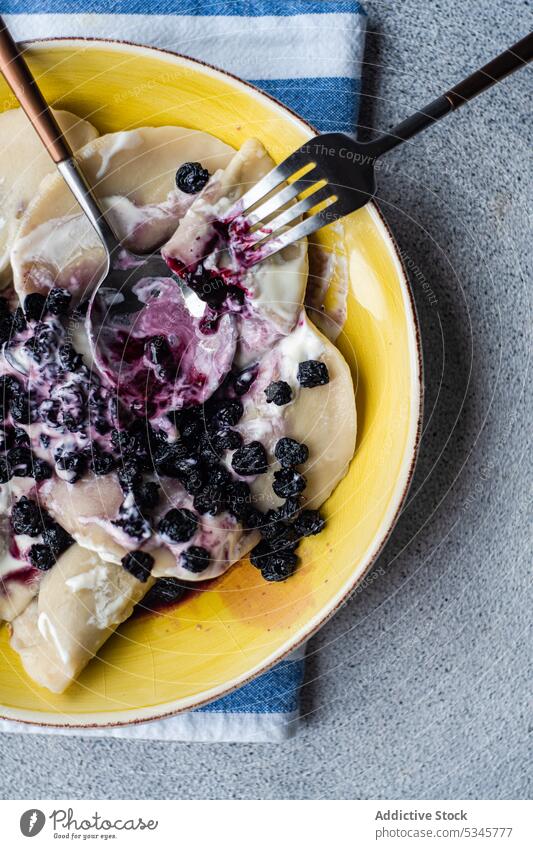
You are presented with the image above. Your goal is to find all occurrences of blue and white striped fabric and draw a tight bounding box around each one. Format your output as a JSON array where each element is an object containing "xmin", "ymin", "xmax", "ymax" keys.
[
  {"xmin": 0, "ymin": 0, "xmax": 366, "ymax": 742},
  {"xmin": 4, "ymin": 1, "xmax": 366, "ymax": 132}
]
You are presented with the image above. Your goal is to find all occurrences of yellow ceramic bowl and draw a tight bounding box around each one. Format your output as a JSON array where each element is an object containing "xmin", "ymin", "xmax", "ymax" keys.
[{"xmin": 0, "ymin": 40, "xmax": 422, "ymax": 726}]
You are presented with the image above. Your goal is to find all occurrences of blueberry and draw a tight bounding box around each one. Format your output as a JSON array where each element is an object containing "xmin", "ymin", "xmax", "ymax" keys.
[
  {"xmin": 193, "ymin": 485, "xmax": 223, "ymax": 516},
  {"xmin": 24, "ymin": 323, "xmax": 58, "ymax": 363},
  {"xmin": 38, "ymin": 399, "xmax": 61, "ymax": 428},
  {"xmin": 90, "ymin": 450, "xmax": 116, "ymax": 476},
  {"xmin": 175, "ymin": 162, "xmax": 210, "ymax": 194},
  {"xmin": 180, "ymin": 545, "xmax": 210, "ymax": 573},
  {"xmin": 167, "ymin": 409, "xmax": 202, "ymax": 447},
  {"xmin": 121, "ymin": 550, "xmax": 154, "ymax": 583},
  {"xmin": 272, "ymin": 468, "xmax": 306, "ymax": 498},
  {"xmin": 180, "ymin": 466, "xmax": 204, "ymax": 495},
  {"xmin": 11, "ymin": 307, "xmax": 27, "ymax": 335},
  {"xmin": 58, "ymin": 385, "xmax": 87, "ymax": 432},
  {"xmin": 0, "ymin": 457, "xmax": 11, "ymax": 484},
  {"xmin": 180, "ymin": 419, "xmax": 203, "ymax": 450},
  {"xmin": 61, "ymin": 411, "xmax": 84, "ymax": 436},
  {"xmin": 184, "ymin": 265, "xmax": 228, "ymax": 308},
  {"xmin": 233, "ymin": 366, "xmax": 258, "ymax": 396},
  {"xmin": 294, "ymin": 509, "xmax": 325, "ymax": 537},
  {"xmin": 212, "ymin": 429, "xmax": 243, "ymax": 452},
  {"xmin": 199, "ymin": 306, "xmax": 222, "ymax": 334},
  {"xmin": 11, "ymin": 497, "xmax": 48, "ymax": 536},
  {"xmin": 13, "ymin": 427, "xmax": 30, "ymax": 447},
  {"xmin": 6, "ymin": 378, "xmax": 37, "ymax": 424},
  {"xmin": 23, "ymin": 292, "xmax": 47, "ymax": 321},
  {"xmin": 134, "ymin": 421, "xmax": 160, "ymax": 455},
  {"xmin": 261, "ymin": 552, "xmax": 298, "ymax": 582},
  {"xmin": 297, "ymin": 360, "xmax": 329, "ymax": 388},
  {"xmin": 259, "ymin": 510, "xmax": 287, "ymax": 543},
  {"xmin": 128, "ymin": 419, "xmax": 153, "ymax": 449},
  {"xmin": 7, "ymin": 446, "xmax": 33, "ymax": 477},
  {"xmin": 0, "ymin": 426, "xmax": 14, "ymax": 452},
  {"xmin": 275, "ymin": 497, "xmax": 301, "ymax": 520},
  {"xmin": 72, "ymin": 299, "xmax": 89, "ymax": 318},
  {"xmin": 87, "ymin": 389, "xmax": 116, "ymax": 437},
  {"xmin": 133, "ymin": 481, "xmax": 160, "ymax": 510},
  {"xmin": 156, "ymin": 442, "xmax": 205, "ymax": 492},
  {"xmin": 3, "ymin": 375, "xmax": 21, "ymax": 402},
  {"xmin": 206, "ymin": 464, "xmax": 231, "ymax": 489},
  {"xmin": 207, "ymin": 399, "xmax": 243, "ymax": 430},
  {"xmin": 63, "ymin": 409, "xmax": 87, "ymax": 435},
  {"xmin": 33, "ymin": 458, "xmax": 52, "ymax": 481},
  {"xmin": 117, "ymin": 459, "xmax": 143, "ymax": 492},
  {"xmin": 259, "ymin": 513, "xmax": 297, "ymax": 553},
  {"xmin": 197, "ymin": 433, "xmax": 220, "ymax": 465},
  {"xmin": 250, "ymin": 539, "xmax": 273, "ymax": 569},
  {"xmin": 142, "ymin": 577, "xmax": 186, "ymax": 607},
  {"xmin": 224, "ymin": 480, "xmax": 252, "ymax": 519},
  {"xmin": 0, "ymin": 314, "xmax": 13, "ymax": 345},
  {"xmin": 231, "ymin": 441, "xmax": 268, "ymax": 476},
  {"xmin": 29, "ymin": 543, "xmax": 55, "ymax": 571},
  {"xmin": 93, "ymin": 416, "xmax": 112, "ymax": 436},
  {"xmin": 58, "ymin": 343, "xmax": 83, "ymax": 371},
  {"xmin": 42, "ymin": 522, "xmax": 74, "ymax": 556},
  {"xmin": 158, "ymin": 508, "xmax": 197, "ymax": 543},
  {"xmin": 226, "ymin": 284, "xmax": 245, "ymax": 305},
  {"xmin": 148, "ymin": 426, "xmax": 169, "ymax": 452},
  {"xmin": 265, "ymin": 380, "xmax": 292, "ymax": 406},
  {"xmin": 111, "ymin": 427, "xmax": 136, "ymax": 457},
  {"xmin": 152, "ymin": 440, "xmax": 189, "ymax": 477},
  {"xmin": 55, "ymin": 451, "xmax": 87, "ymax": 483},
  {"xmin": 274, "ymin": 437, "xmax": 309, "ymax": 467},
  {"xmin": 240, "ymin": 506, "xmax": 263, "ymax": 530},
  {"xmin": 114, "ymin": 504, "xmax": 151, "ymax": 541},
  {"xmin": 45, "ymin": 287, "xmax": 72, "ymax": 316},
  {"xmin": 265, "ymin": 522, "xmax": 298, "ymax": 554},
  {"xmin": 10, "ymin": 394, "xmax": 37, "ymax": 425}
]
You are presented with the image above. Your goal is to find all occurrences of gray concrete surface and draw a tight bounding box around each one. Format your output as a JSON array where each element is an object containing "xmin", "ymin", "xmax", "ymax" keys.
[{"xmin": 0, "ymin": 0, "xmax": 531, "ymax": 800}]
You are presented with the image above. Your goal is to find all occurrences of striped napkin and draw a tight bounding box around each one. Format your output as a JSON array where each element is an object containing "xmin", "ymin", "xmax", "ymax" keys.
[{"xmin": 0, "ymin": 0, "xmax": 366, "ymax": 742}]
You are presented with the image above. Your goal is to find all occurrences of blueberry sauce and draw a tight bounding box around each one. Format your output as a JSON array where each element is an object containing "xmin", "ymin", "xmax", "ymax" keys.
[
  {"xmin": 94, "ymin": 276, "xmax": 238, "ymax": 417},
  {"xmin": 1, "ymin": 564, "xmax": 38, "ymax": 589},
  {"xmin": 0, "ymin": 184, "xmax": 330, "ymax": 592}
]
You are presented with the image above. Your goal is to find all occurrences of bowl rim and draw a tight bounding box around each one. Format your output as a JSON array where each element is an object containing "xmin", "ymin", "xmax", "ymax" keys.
[{"xmin": 0, "ymin": 36, "xmax": 424, "ymax": 727}]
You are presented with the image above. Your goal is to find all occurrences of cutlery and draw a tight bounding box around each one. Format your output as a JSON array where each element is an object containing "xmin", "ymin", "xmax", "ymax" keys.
[
  {"xmin": 0, "ymin": 18, "xmax": 531, "ymax": 374},
  {"xmin": 225, "ymin": 32, "xmax": 533, "ymax": 266},
  {"xmin": 0, "ymin": 17, "xmax": 180, "ymax": 380}
]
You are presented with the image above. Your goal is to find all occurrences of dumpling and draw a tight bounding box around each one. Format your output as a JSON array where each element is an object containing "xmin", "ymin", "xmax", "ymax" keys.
[
  {"xmin": 231, "ymin": 312, "xmax": 357, "ymax": 512},
  {"xmin": 0, "ymin": 107, "xmax": 99, "ymax": 286},
  {"xmin": 11, "ymin": 125, "xmax": 235, "ymax": 301},
  {"xmin": 162, "ymin": 137, "xmax": 308, "ymax": 364},
  {"xmin": 9, "ymin": 543, "xmax": 154, "ymax": 694}
]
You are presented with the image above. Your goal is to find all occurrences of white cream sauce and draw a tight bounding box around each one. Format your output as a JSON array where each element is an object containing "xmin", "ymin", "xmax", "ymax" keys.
[
  {"xmin": 65, "ymin": 560, "xmax": 131, "ymax": 630},
  {"xmin": 37, "ymin": 610, "xmax": 71, "ymax": 664}
]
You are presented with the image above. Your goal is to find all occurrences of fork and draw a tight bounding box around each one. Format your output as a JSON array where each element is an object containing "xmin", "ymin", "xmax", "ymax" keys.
[
  {"xmin": 226, "ymin": 32, "xmax": 533, "ymax": 267},
  {"xmin": 0, "ymin": 17, "xmax": 182, "ymax": 381}
]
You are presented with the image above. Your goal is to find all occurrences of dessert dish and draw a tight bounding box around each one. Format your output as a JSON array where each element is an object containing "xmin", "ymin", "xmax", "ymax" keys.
[{"xmin": 0, "ymin": 115, "xmax": 356, "ymax": 693}]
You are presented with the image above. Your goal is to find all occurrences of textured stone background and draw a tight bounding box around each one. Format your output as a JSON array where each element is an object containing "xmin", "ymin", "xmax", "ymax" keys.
[{"xmin": 1, "ymin": 0, "xmax": 531, "ymax": 800}]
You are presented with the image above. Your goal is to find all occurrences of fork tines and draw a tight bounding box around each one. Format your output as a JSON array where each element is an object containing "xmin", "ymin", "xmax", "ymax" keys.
[{"xmin": 225, "ymin": 144, "xmax": 339, "ymax": 266}]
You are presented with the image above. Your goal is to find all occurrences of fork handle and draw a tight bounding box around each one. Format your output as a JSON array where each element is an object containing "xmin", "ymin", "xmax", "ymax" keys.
[
  {"xmin": 0, "ymin": 16, "xmax": 121, "ymax": 255},
  {"xmin": 370, "ymin": 31, "xmax": 533, "ymax": 157},
  {"xmin": 0, "ymin": 18, "xmax": 70, "ymax": 162}
]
